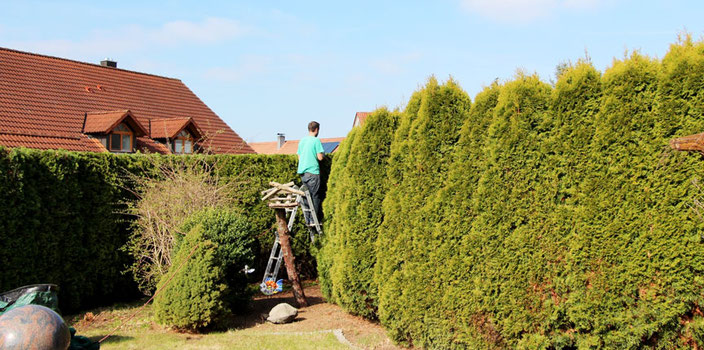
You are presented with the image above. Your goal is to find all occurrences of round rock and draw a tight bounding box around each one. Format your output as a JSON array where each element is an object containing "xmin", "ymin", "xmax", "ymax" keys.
[
  {"xmin": 266, "ymin": 303, "xmax": 298, "ymax": 324},
  {"xmin": 0, "ymin": 304, "xmax": 70, "ymax": 350}
]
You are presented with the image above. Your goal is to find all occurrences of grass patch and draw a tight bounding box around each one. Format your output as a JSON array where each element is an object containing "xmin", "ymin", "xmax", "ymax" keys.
[
  {"xmin": 67, "ymin": 298, "xmax": 351, "ymax": 350},
  {"xmin": 93, "ymin": 330, "xmax": 349, "ymax": 350}
]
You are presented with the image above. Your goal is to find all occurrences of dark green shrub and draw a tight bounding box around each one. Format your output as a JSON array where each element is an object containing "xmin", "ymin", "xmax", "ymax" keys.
[
  {"xmin": 0, "ymin": 148, "xmax": 135, "ymax": 312},
  {"xmin": 0, "ymin": 148, "xmax": 317, "ymax": 313},
  {"xmin": 153, "ymin": 226, "xmax": 227, "ymax": 331},
  {"xmin": 322, "ymin": 108, "xmax": 398, "ymax": 319},
  {"xmin": 176, "ymin": 208, "xmax": 257, "ymax": 310}
]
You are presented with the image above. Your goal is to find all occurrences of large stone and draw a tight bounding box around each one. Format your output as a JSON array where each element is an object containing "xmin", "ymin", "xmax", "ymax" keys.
[
  {"xmin": 0, "ymin": 304, "xmax": 70, "ymax": 350},
  {"xmin": 266, "ymin": 303, "xmax": 298, "ymax": 324}
]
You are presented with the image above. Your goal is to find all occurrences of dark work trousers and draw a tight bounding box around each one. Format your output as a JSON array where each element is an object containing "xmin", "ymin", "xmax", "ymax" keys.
[{"xmin": 301, "ymin": 172, "xmax": 323, "ymax": 223}]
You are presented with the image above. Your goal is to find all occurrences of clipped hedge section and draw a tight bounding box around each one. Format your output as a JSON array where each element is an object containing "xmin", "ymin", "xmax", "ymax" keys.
[
  {"xmin": 318, "ymin": 127, "xmax": 358, "ymax": 300},
  {"xmin": 0, "ymin": 148, "xmax": 137, "ymax": 313},
  {"xmin": 375, "ymin": 77, "xmax": 472, "ymax": 345},
  {"xmin": 0, "ymin": 148, "xmax": 324, "ymax": 313},
  {"xmin": 317, "ymin": 108, "xmax": 398, "ymax": 319},
  {"xmin": 321, "ymin": 37, "xmax": 704, "ymax": 348}
]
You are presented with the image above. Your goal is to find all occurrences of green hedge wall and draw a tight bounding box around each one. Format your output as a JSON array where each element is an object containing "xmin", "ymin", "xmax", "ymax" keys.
[
  {"xmin": 316, "ymin": 108, "xmax": 398, "ymax": 319},
  {"xmin": 320, "ymin": 37, "xmax": 704, "ymax": 348},
  {"xmin": 0, "ymin": 149, "xmax": 136, "ymax": 313},
  {"xmin": 0, "ymin": 148, "xmax": 322, "ymax": 313}
]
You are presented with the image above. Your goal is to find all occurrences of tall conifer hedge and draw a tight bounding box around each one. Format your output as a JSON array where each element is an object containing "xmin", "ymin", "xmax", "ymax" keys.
[
  {"xmin": 317, "ymin": 128, "xmax": 358, "ymax": 300},
  {"xmin": 320, "ymin": 36, "xmax": 704, "ymax": 349},
  {"xmin": 374, "ymin": 77, "xmax": 472, "ymax": 345},
  {"xmin": 319, "ymin": 108, "xmax": 399, "ymax": 318},
  {"xmin": 425, "ymin": 82, "xmax": 502, "ymax": 346}
]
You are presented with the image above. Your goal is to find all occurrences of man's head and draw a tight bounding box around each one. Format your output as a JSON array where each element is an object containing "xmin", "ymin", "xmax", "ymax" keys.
[{"xmin": 308, "ymin": 121, "xmax": 320, "ymax": 136}]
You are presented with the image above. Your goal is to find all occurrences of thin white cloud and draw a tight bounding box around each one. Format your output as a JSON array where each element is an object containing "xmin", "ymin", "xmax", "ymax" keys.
[
  {"xmin": 203, "ymin": 53, "xmax": 327, "ymax": 83},
  {"xmin": 203, "ymin": 55, "xmax": 275, "ymax": 83},
  {"xmin": 150, "ymin": 18, "xmax": 247, "ymax": 45},
  {"xmin": 7, "ymin": 17, "xmax": 248, "ymax": 59},
  {"xmin": 460, "ymin": 0, "xmax": 603, "ymax": 23}
]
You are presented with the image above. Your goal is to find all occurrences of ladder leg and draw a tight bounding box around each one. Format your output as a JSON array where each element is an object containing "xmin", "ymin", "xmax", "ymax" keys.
[{"xmin": 304, "ymin": 191, "xmax": 323, "ymax": 237}]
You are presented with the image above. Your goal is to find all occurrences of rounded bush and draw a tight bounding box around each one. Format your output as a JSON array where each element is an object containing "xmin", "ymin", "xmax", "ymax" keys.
[
  {"xmin": 177, "ymin": 208, "xmax": 257, "ymax": 310},
  {"xmin": 153, "ymin": 229, "xmax": 227, "ymax": 331},
  {"xmin": 155, "ymin": 208, "xmax": 257, "ymax": 330}
]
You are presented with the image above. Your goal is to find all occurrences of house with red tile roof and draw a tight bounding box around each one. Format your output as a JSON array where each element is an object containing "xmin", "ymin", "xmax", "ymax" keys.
[
  {"xmin": 353, "ymin": 111, "xmax": 371, "ymax": 128},
  {"xmin": 0, "ymin": 47, "xmax": 254, "ymax": 154},
  {"xmin": 249, "ymin": 134, "xmax": 345, "ymax": 155},
  {"xmin": 250, "ymin": 111, "xmax": 372, "ymax": 155}
]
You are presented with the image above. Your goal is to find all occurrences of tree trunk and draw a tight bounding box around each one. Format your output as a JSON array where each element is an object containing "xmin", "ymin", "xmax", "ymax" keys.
[
  {"xmin": 274, "ymin": 208, "xmax": 308, "ymax": 307},
  {"xmin": 670, "ymin": 132, "xmax": 704, "ymax": 154}
]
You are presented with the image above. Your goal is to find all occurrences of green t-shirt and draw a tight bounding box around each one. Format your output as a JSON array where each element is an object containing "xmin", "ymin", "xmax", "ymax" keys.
[{"xmin": 297, "ymin": 136, "xmax": 324, "ymax": 174}]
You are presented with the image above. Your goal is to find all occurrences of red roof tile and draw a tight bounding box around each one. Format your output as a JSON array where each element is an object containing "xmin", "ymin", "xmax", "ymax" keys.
[
  {"xmin": 150, "ymin": 118, "xmax": 200, "ymax": 139},
  {"xmin": 83, "ymin": 110, "xmax": 147, "ymax": 136},
  {"xmin": 249, "ymin": 141, "xmax": 280, "ymax": 155},
  {"xmin": 0, "ymin": 47, "xmax": 254, "ymax": 154},
  {"xmin": 0, "ymin": 133, "xmax": 106, "ymax": 152},
  {"xmin": 136, "ymin": 137, "xmax": 171, "ymax": 154}
]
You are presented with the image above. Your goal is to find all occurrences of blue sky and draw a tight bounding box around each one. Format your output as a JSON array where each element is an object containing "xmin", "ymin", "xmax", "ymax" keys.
[{"xmin": 1, "ymin": 1, "xmax": 703, "ymax": 142}]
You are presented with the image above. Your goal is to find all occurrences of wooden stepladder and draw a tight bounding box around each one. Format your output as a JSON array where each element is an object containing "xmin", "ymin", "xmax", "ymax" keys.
[{"xmin": 260, "ymin": 181, "xmax": 323, "ymax": 307}]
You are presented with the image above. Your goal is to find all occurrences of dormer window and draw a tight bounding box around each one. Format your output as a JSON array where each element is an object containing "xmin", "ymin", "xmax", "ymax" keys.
[
  {"xmin": 173, "ymin": 129, "xmax": 194, "ymax": 154},
  {"xmin": 109, "ymin": 123, "xmax": 133, "ymax": 152},
  {"xmin": 83, "ymin": 110, "xmax": 147, "ymax": 154},
  {"xmin": 148, "ymin": 117, "xmax": 202, "ymax": 155}
]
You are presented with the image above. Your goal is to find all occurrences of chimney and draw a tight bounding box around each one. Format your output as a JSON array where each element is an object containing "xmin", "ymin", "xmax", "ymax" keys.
[
  {"xmin": 100, "ymin": 58, "xmax": 117, "ymax": 68},
  {"xmin": 277, "ymin": 133, "xmax": 285, "ymax": 149}
]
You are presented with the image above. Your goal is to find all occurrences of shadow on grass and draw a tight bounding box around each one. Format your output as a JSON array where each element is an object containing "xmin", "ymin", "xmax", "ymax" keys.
[
  {"xmin": 89, "ymin": 334, "xmax": 134, "ymax": 345},
  {"xmin": 226, "ymin": 290, "xmax": 324, "ymax": 330}
]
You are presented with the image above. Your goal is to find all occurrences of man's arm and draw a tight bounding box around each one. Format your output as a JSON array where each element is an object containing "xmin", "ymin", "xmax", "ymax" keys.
[{"xmin": 315, "ymin": 139, "xmax": 324, "ymax": 161}]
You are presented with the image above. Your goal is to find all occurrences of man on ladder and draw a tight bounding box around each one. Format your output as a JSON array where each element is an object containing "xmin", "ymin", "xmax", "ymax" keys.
[{"xmin": 297, "ymin": 121, "xmax": 324, "ymax": 223}]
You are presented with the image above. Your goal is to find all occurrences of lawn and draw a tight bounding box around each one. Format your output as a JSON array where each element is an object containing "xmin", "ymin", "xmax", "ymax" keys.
[{"xmin": 66, "ymin": 285, "xmax": 400, "ymax": 350}]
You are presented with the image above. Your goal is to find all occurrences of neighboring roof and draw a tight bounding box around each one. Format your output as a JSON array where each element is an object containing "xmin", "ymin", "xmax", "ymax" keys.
[
  {"xmin": 83, "ymin": 110, "xmax": 148, "ymax": 136},
  {"xmin": 251, "ymin": 137, "xmax": 346, "ymax": 155},
  {"xmin": 0, "ymin": 47, "xmax": 254, "ymax": 154},
  {"xmin": 149, "ymin": 117, "xmax": 201, "ymax": 139},
  {"xmin": 248, "ymin": 141, "xmax": 280, "ymax": 155},
  {"xmin": 353, "ymin": 112, "xmax": 371, "ymax": 127}
]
